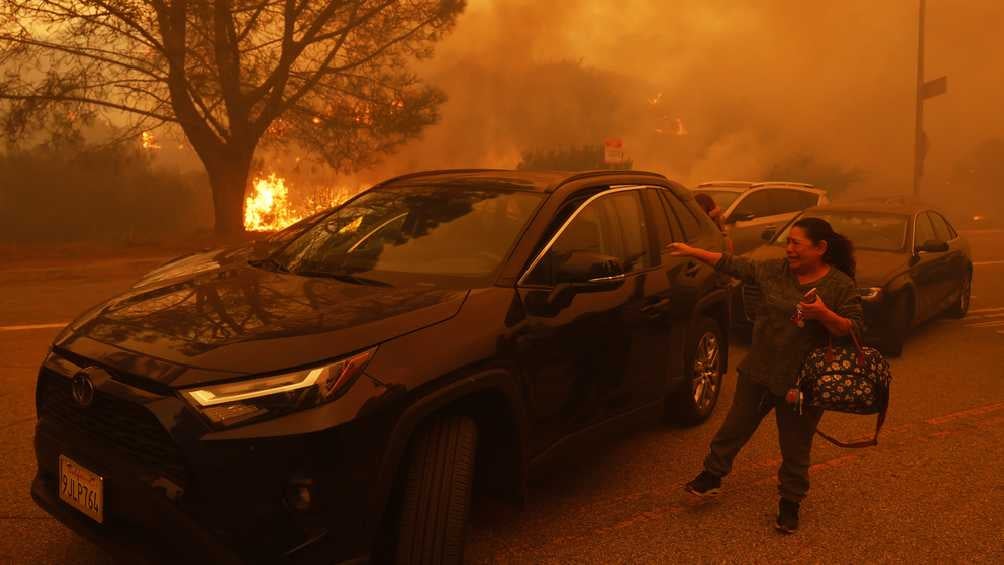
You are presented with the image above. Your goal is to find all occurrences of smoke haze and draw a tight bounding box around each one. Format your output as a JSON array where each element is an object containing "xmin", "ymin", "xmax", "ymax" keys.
[{"xmin": 365, "ymin": 0, "xmax": 1004, "ymax": 212}]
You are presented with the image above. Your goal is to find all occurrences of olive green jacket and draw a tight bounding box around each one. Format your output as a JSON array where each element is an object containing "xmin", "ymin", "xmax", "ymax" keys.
[{"xmin": 718, "ymin": 254, "xmax": 864, "ymax": 396}]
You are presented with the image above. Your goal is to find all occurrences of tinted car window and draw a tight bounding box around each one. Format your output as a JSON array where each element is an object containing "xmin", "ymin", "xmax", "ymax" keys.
[
  {"xmin": 731, "ymin": 190, "xmax": 773, "ymax": 219},
  {"xmin": 772, "ymin": 190, "xmax": 819, "ymax": 214},
  {"xmin": 660, "ymin": 191, "xmax": 701, "ymax": 241},
  {"xmin": 525, "ymin": 192, "xmax": 640, "ymax": 285},
  {"xmin": 646, "ymin": 189, "xmax": 681, "ymax": 246},
  {"xmin": 272, "ymin": 187, "xmax": 543, "ymax": 283},
  {"xmin": 607, "ymin": 191, "xmax": 651, "ymax": 271},
  {"xmin": 914, "ymin": 213, "xmax": 937, "ymax": 247},
  {"xmin": 775, "ymin": 212, "xmax": 908, "ymax": 251},
  {"xmin": 927, "ymin": 212, "xmax": 953, "ymax": 242}
]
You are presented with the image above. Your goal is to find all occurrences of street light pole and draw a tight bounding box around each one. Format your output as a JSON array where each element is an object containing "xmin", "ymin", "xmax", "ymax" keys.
[{"xmin": 912, "ymin": 0, "xmax": 926, "ymax": 198}]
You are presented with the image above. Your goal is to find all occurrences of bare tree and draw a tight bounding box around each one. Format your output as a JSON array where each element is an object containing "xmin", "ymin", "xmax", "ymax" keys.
[{"xmin": 0, "ymin": 0, "xmax": 465, "ymax": 236}]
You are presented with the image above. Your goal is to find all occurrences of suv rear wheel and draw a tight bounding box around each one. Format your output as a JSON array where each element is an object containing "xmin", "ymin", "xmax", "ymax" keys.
[
  {"xmin": 396, "ymin": 416, "xmax": 478, "ymax": 565},
  {"xmin": 668, "ymin": 317, "xmax": 724, "ymax": 425}
]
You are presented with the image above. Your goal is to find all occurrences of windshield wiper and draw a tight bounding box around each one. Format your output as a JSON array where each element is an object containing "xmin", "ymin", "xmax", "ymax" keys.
[
  {"xmin": 293, "ymin": 270, "xmax": 392, "ymax": 287},
  {"xmin": 248, "ymin": 257, "xmax": 290, "ymax": 273}
]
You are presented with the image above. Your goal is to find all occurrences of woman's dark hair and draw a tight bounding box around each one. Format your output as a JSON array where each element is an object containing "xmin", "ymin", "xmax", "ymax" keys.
[
  {"xmin": 792, "ymin": 217, "xmax": 856, "ymax": 279},
  {"xmin": 693, "ymin": 193, "xmax": 725, "ymax": 230},
  {"xmin": 693, "ymin": 192, "xmax": 715, "ymax": 214}
]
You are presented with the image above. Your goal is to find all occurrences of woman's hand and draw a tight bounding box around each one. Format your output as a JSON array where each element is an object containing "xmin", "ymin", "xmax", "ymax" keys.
[
  {"xmin": 798, "ymin": 295, "xmax": 832, "ymax": 321},
  {"xmin": 665, "ymin": 242, "xmax": 697, "ymax": 257},
  {"xmin": 665, "ymin": 242, "xmax": 723, "ymax": 266},
  {"xmin": 800, "ymin": 295, "xmax": 854, "ymax": 336}
]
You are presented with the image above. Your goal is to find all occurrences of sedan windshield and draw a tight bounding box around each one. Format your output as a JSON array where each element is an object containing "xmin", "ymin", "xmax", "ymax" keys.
[
  {"xmin": 774, "ymin": 212, "xmax": 909, "ymax": 251},
  {"xmin": 694, "ymin": 190, "xmax": 740, "ymax": 210},
  {"xmin": 267, "ymin": 186, "xmax": 543, "ymax": 285}
]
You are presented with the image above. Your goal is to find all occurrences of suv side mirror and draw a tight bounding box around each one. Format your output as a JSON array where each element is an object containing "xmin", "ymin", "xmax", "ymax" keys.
[
  {"xmin": 915, "ymin": 239, "xmax": 949, "ymax": 254},
  {"xmin": 555, "ymin": 251, "xmax": 626, "ymax": 288},
  {"xmin": 729, "ymin": 211, "xmax": 756, "ymax": 223},
  {"xmin": 761, "ymin": 227, "xmax": 778, "ymax": 241}
]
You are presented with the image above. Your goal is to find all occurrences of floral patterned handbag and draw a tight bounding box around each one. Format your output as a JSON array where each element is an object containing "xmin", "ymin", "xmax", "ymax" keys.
[{"xmin": 796, "ymin": 331, "xmax": 892, "ymax": 448}]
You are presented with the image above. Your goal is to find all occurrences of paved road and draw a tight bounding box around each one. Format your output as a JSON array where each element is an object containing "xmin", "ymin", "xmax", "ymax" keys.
[{"xmin": 1, "ymin": 235, "xmax": 1002, "ymax": 564}]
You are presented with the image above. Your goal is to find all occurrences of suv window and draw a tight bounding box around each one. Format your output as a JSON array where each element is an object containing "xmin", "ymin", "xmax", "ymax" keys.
[
  {"xmin": 914, "ymin": 213, "xmax": 937, "ymax": 247},
  {"xmin": 606, "ymin": 191, "xmax": 651, "ymax": 271},
  {"xmin": 772, "ymin": 190, "xmax": 819, "ymax": 214},
  {"xmin": 646, "ymin": 188, "xmax": 683, "ymax": 246},
  {"xmin": 660, "ymin": 191, "xmax": 701, "ymax": 241},
  {"xmin": 731, "ymin": 190, "xmax": 773, "ymax": 219},
  {"xmin": 524, "ymin": 190, "xmax": 649, "ymax": 285},
  {"xmin": 927, "ymin": 211, "xmax": 953, "ymax": 242}
]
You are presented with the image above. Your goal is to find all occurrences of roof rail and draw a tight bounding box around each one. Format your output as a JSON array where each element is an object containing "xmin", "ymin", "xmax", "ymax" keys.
[
  {"xmin": 696, "ymin": 181, "xmax": 756, "ymax": 188},
  {"xmin": 751, "ymin": 181, "xmax": 817, "ymax": 189},
  {"xmin": 557, "ymin": 169, "xmax": 666, "ymax": 185}
]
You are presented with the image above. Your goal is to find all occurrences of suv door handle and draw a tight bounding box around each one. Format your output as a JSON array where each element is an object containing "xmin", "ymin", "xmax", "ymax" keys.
[{"xmin": 641, "ymin": 298, "xmax": 671, "ymax": 317}]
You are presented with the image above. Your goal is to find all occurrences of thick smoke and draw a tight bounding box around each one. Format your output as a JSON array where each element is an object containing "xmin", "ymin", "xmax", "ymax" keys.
[{"xmin": 363, "ymin": 0, "xmax": 1004, "ymax": 217}]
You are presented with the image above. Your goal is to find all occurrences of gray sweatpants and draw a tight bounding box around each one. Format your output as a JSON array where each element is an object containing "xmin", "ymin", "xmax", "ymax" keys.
[{"xmin": 703, "ymin": 371, "xmax": 824, "ymax": 503}]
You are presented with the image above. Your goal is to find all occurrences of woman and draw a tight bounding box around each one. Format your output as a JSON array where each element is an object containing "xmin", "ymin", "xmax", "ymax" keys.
[
  {"xmin": 667, "ymin": 217, "xmax": 863, "ymax": 534},
  {"xmin": 693, "ymin": 192, "xmax": 734, "ymax": 253}
]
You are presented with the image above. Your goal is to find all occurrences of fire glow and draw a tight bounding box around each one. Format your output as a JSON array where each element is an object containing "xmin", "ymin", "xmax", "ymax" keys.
[{"xmin": 243, "ymin": 174, "xmax": 356, "ymax": 232}]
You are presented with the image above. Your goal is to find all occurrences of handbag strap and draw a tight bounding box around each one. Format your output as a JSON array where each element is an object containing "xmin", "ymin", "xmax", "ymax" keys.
[
  {"xmin": 824, "ymin": 327, "xmax": 866, "ymax": 367},
  {"xmin": 814, "ymin": 395, "xmax": 889, "ymax": 449}
]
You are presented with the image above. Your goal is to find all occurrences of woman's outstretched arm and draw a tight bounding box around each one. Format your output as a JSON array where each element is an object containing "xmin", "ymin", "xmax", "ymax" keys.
[{"xmin": 667, "ymin": 242, "xmax": 759, "ymax": 285}]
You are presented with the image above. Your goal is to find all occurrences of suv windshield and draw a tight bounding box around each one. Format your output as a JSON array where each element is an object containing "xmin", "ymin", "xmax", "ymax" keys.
[
  {"xmin": 694, "ymin": 189, "xmax": 740, "ymax": 210},
  {"xmin": 267, "ymin": 186, "xmax": 543, "ymax": 285},
  {"xmin": 774, "ymin": 212, "xmax": 909, "ymax": 251}
]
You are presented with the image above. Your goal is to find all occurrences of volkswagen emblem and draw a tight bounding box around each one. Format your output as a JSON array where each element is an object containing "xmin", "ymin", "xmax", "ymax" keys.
[{"xmin": 71, "ymin": 372, "xmax": 95, "ymax": 408}]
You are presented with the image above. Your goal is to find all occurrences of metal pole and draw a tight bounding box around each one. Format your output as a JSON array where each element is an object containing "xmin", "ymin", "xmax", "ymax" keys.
[{"xmin": 912, "ymin": 0, "xmax": 926, "ymax": 198}]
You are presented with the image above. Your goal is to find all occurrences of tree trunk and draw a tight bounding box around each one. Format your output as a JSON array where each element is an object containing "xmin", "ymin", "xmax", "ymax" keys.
[{"xmin": 204, "ymin": 149, "xmax": 254, "ymax": 239}]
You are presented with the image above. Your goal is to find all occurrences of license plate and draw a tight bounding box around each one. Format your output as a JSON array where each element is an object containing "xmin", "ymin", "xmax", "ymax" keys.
[{"xmin": 59, "ymin": 455, "xmax": 104, "ymax": 523}]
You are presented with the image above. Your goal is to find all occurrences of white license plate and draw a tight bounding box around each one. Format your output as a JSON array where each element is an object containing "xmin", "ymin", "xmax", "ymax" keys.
[{"xmin": 58, "ymin": 455, "xmax": 104, "ymax": 523}]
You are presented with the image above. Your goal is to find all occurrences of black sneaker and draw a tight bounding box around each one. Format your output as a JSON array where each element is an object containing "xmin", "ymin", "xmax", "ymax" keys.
[
  {"xmin": 684, "ymin": 471, "xmax": 721, "ymax": 497},
  {"xmin": 775, "ymin": 498, "xmax": 800, "ymax": 533}
]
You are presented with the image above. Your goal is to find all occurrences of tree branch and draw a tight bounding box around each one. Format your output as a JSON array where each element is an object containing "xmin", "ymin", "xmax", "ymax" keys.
[
  {"xmin": 0, "ymin": 34, "xmax": 164, "ymax": 80},
  {"xmin": 0, "ymin": 93, "xmax": 177, "ymax": 122}
]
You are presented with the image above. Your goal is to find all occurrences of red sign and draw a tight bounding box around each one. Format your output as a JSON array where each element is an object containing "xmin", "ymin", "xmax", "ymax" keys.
[{"xmin": 604, "ymin": 138, "xmax": 625, "ymax": 164}]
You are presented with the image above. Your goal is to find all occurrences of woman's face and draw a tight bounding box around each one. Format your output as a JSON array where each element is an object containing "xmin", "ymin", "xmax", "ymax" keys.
[{"xmin": 785, "ymin": 226, "xmax": 827, "ymax": 272}]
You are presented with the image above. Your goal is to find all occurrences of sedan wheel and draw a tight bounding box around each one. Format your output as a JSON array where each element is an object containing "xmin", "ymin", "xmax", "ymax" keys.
[
  {"xmin": 881, "ymin": 291, "xmax": 912, "ymax": 357},
  {"xmin": 946, "ymin": 271, "xmax": 972, "ymax": 318},
  {"xmin": 669, "ymin": 317, "xmax": 724, "ymax": 425}
]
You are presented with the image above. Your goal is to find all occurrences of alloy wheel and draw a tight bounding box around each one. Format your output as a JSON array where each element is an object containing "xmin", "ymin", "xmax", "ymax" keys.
[{"xmin": 691, "ymin": 332, "xmax": 722, "ymax": 411}]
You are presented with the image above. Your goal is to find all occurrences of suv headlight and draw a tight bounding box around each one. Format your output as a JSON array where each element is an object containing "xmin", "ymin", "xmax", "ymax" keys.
[
  {"xmin": 181, "ymin": 348, "xmax": 376, "ymax": 428},
  {"xmin": 858, "ymin": 287, "xmax": 883, "ymax": 302}
]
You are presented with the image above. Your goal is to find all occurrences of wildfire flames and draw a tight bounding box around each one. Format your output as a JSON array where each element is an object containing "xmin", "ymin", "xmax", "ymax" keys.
[
  {"xmin": 243, "ymin": 173, "xmax": 356, "ymax": 232},
  {"xmin": 141, "ymin": 132, "xmax": 161, "ymax": 150}
]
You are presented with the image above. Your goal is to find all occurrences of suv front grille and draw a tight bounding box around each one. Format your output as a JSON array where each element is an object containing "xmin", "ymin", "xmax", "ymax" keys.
[
  {"xmin": 741, "ymin": 283, "xmax": 760, "ymax": 321},
  {"xmin": 37, "ymin": 369, "xmax": 187, "ymax": 485}
]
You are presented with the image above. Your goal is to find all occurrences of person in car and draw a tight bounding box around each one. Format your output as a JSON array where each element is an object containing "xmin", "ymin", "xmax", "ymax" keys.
[
  {"xmin": 666, "ymin": 217, "xmax": 863, "ymax": 534},
  {"xmin": 694, "ymin": 192, "xmax": 734, "ymax": 253}
]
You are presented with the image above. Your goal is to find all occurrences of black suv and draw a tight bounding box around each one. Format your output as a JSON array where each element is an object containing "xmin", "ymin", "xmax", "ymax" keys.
[{"xmin": 31, "ymin": 170, "xmax": 731, "ymax": 564}]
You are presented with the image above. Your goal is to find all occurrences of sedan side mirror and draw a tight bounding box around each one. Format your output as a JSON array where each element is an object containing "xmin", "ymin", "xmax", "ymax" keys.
[
  {"xmin": 761, "ymin": 227, "xmax": 778, "ymax": 241},
  {"xmin": 915, "ymin": 239, "xmax": 949, "ymax": 254}
]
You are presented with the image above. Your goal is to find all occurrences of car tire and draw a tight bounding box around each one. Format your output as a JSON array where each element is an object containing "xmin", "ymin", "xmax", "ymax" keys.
[
  {"xmin": 946, "ymin": 271, "xmax": 972, "ymax": 319},
  {"xmin": 668, "ymin": 316, "xmax": 724, "ymax": 426},
  {"xmin": 882, "ymin": 291, "xmax": 913, "ymax": 358},
  {"xmin": 396, "ymin": 416, "xmax": 478, "ymax": 565}
]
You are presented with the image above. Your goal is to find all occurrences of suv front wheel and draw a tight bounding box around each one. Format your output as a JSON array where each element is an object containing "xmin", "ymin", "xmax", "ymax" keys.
[
  {"xmin": 396, "ymin": 415, "xmax": 478, "ymax": 565},
  {"xmin": 668, "ymin": 316, "xmax": 724, "ymax": 425}
]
